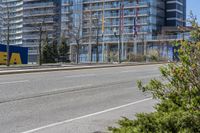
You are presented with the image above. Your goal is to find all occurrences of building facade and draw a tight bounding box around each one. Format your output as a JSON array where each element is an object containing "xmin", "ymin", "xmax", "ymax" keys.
[
  {"xmin": 61, "ymin": 0, "xmax": 73, "ymax": 37},
  {"xmin": 72, "ymin": 0, "xmax": 187, "ymax": 63},
  {"xmin": 0, "ymin": 0, "xmax": 187, "ymax": 63},
  {"xmin": 0, "ymin": 0, "xmax": 23, "ymax": 46},
  {"xmin": 23, "ymin": 0, "xmax": 61, "ymax": 62},
  {"xmin": 165, "ymin": 0, "xmax": 186, "ymax": 26}
]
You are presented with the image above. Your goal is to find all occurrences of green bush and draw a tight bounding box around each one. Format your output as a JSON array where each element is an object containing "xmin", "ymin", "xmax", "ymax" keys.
[{"xmin": 109, "ymin": 18, "xmax": 200, "ymax": 133}]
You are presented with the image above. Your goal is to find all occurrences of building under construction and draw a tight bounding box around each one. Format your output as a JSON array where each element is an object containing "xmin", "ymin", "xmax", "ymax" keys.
[{"xmin": 70, "ymin": 0, "xmax": 187, "ymax": 63}]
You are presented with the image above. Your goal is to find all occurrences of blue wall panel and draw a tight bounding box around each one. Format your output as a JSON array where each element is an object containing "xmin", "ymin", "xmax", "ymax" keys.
[{"xmin": 0, "ymin": 44, "xmax": 28, "ymax": 64}]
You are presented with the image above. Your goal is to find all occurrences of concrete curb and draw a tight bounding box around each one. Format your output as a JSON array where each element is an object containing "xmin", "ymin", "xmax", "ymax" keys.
[{"xmin": 0, "ymin": 62, "xmax": 166, "ymax": 75}]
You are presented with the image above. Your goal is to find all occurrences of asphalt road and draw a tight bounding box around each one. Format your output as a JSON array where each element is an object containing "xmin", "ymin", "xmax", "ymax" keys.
[{"xmin": 0, "ymin": 64, "xmax": 163, "ymax": 133}]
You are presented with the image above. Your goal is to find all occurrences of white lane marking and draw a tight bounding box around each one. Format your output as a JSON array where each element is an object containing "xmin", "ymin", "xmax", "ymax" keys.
[
  {"xmin": 64, "ymin": 74, "xmax": 96, "ymax": 78},
  {"xmin": 0, "ymin": 80, "xmax": 29, "ymax": 85},
  {"xmin": 21, "ymin": 98, "xmax": 152, "ymax": 133}
]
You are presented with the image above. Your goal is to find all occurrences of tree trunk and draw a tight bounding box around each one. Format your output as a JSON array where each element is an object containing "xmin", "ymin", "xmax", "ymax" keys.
[
  {"xmin": 76, "ymin": 44, "xmax": 79, "ymax": 64},
  {"xmin": 39, "ymin": 26, "xmax": 42, "ymax": 66}
]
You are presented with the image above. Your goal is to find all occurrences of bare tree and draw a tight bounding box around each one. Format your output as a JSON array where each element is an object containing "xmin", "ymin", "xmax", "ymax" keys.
[
  {"xmin": 91, "ymin": 14, "xmax": 101, "ymax": 63},
  {"xmin": 67, "ymin": 20, "xmax": 84, "ymax": 64},
  {"xmin": 68, "ymin": 25, "xmax": 83, "ymax": 64},
  {"xmin": 24, "ymin": 17, "xmax": 46, "ymax": 65},
  {"xmin": 82, "ymin": 10, "xmax": 101, "ymax": 63},
  {"xmin": 24, "ymin": 6, "xmax": 59, "ymax": 65}
]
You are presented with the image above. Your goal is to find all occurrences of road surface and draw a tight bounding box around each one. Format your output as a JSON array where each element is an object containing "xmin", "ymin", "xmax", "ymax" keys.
[{"xmin": 0, "ymin": 64, "xmax": 163, "ymax": 133}]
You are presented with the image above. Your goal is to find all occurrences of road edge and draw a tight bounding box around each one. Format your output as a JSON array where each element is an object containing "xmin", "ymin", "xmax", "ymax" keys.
[{"xmin": 0, "ymin": 62, "xmax": 166, "ymax": 75}]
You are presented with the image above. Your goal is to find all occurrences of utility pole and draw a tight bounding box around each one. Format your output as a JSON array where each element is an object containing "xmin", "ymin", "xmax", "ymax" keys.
[
  {"xmin": 102, "ymin": 0, "xmax": 105, "ymax": 63},
  {"xmin": 118, "ymin": 0, "xmax": 124, "ymax": 64},
  {"xmin": 39, "ymin": 24, "xmax": 42, "ymax": 66},
  {"xmin": 118, "ymin": 31, "xmax": 122, "ymax": 64},
  {"xmin": 88, "ymin": 4, "xmax": 92, "ymax": 63},
  {"xmin": 6, "ymin": 1, "xmax": 10, "ymax": 67},
  {"xmin": 93, "ymin": 13, "xmax": 101, "ymax": 63},
  {"xmin": 6, "ymin": 23, "xmax": 10, "ymax": 66},
  {"xmin": 96, "ymin": 22, "xmax": 99, "ymax": 63},
  {"xmin": 133, "ymin": 0, "xmax": 140, "ymax": 56}
]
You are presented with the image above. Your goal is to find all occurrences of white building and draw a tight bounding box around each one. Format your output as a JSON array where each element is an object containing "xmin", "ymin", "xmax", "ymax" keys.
[{"xmin": 0, "ymin": 0, "xmax": 23, "ymax": 46}]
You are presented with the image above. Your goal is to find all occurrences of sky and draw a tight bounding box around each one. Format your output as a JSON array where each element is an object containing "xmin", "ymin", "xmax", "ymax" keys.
[{"xmin": 187, "ymin": 0, "xmax": 200, "ymax": 23}]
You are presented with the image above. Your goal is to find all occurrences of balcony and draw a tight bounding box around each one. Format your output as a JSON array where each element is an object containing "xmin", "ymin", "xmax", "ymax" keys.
[
  {"xmin": 83, "ymin": 1, "xmax": 149, "ymax": 11},
  {"xmin": 23, "ymin": 2, "xmax": 55, "ymax": 10}
]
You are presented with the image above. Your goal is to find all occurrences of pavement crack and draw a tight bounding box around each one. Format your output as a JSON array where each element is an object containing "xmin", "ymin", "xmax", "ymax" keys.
[{"xmin": 0, "ymin": 80, "xmax": 135, "ymax": 104}]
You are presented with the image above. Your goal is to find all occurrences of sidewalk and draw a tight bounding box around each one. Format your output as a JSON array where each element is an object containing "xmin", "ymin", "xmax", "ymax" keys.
[{"xmin": 0, "ymin": 62, "xmax": 166, "ymax": 75}]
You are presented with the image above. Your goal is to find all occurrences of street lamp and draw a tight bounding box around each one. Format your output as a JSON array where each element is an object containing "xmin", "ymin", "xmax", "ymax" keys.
[{"xmin": 113, "ymin": 28, "xmax": 121, "ymax": 63}]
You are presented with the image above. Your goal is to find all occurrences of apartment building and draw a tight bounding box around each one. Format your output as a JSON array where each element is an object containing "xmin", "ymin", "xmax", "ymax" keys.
[
  {"xmin": 61, "ymin": 0, "xmax": 73, "ymax": 37},
  {"xmin": 0, "ymin": 0, "xmax": 23, "ymax": 46},
  {"xmin": 70, "ymin": 0, "xmax": 187, "ymax": 63},
  {"xmin": 0, "ymin": 0, "xmax": 187, "ymax": 63},
  {"xmin": 22, "ymin": 0, "xmax": 61, "ymax": 62}
]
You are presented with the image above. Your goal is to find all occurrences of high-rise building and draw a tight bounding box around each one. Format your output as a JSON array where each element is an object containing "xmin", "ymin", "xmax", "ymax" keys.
[
  {"xmin": 0, "ymin": 0, "xmax": 187, "ymax": 63},
  {"xmin": 23, "ymin": 0, "xmax": 61, "ymax": 62},
  {"xmin": 0, "ymin": 0, "xmax": 23, "ymax": 46},
  {"xmin": 71, "ymin": 0, "xmax": 170, "ymax": 62},
  {"xmin": 165, "ymin": 0, "xmax": 186, "ymax": 26},
  {"xmin": 69, "ymin": 0, "xmax": 187, "ymax": 63},
  {"xmin": 60, "ymin": 0, "xmax": 73, "ymax": 37}
]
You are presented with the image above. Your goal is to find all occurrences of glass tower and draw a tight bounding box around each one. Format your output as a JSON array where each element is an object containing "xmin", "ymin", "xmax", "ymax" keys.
[{"xmin": 165, "ymin": 0, "xmax": 186, "ymax": 26}]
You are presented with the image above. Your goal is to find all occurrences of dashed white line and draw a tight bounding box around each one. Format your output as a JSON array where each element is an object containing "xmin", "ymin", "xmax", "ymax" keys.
[
  {"xmin": 0, "ymin": 80, "xmax": 29, "ymax": 85},
  {"xmin": 21, "ymin": 98, "xmax": 152, "ymax": 133}
]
